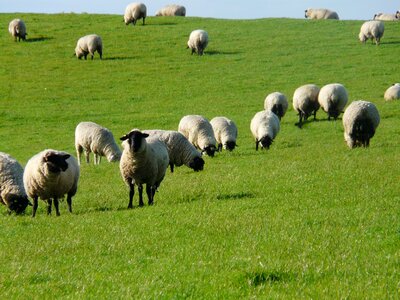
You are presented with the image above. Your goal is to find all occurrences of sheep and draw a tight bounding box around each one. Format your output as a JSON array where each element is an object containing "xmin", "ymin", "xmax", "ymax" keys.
[
  {"xmin": 250, "ymin": 110, "xmax": 280, "ymax": 151},
  {"xmin": 178, "ymin": 115, "xmax": 217, "ymax": 157},
  {"xmin": 156, "ymin": 4, "xmax": 186, "ymax": 16},
  {"xmin": 342, "ymin": 100, "xmax": 380, "ymax": 148},
  {"xmin": 292, "ymin": 84, "xmax": 320, "ymax": 128},
  {"xmin": 187, "ymin": 29, "xmax": 209, "ymax": 56},
  {"xmin": 373, "ymin": 13, "xmax": 398, "ymax": 21},
  {"xmin": 0, "ymin": 152, "xmax": 31, "ymax": 214},
  {"xmin": 75, "ymin": 34, "xmax": 103, "ymax": 60},
  {"xmin": 124, "ymin": 2, "xmax": 147, "ymax": 26},
  {"xmin": 210, "ymin": 117, "xmax": 238, "ymax": 152},
  {"xmin": 397, "ymin": 11, "xmax": 400, "ymax": 19},
  {"xmin": 142, "ymin": 129, "xmax": 204, "ymax": 173},
  {"xmin": 359, "ymin": 20, "xmax": 384, "ymax": 45},
  {"xmin": 8, "ymin": 19, "xmax": 27, "ymax": 41},
  {"xmin": 75, "ymin": 121, "xmax": 122, "ymax": 165},
  {"xmin": 23, "ymin": 149, "xmax": 80, "ymax": 217},
  {"xmin": 264, "ymin": 92, "xmax": 288, "ymax": 120},
  {"xmin": 305, "ymin": 8, "xmax": 339, "ymax": 20},
  {"xmin": 318, "ymin": 83, "xmax": 348, "ymax": 120},
  {"xmin": 384, "ymin": 83, "xmax": 400, "ymax": 101},
  {"xmin": 120, "ymin": 130, "xmax": 169, "ymax": 208}
]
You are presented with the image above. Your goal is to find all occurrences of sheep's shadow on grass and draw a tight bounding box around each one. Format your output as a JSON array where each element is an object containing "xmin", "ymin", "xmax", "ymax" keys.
[
  {"xmin": 206, "ymin": 50, "xmax": 242, "ymax": 55},
  {"xmin": 216, "ymin": 192, "xmax": 255, "ymax": 201},
  {"xmin": 381, "ymin": 41, "xmax": 400, "ymax": 45},
  {"xmin": 102, "ymin": 56, "xmax": 136, "ymax": 61},
  {"xmin": 295, "ymin": 117, "xmax": 340, "ymax": 128},
  {"xmin": 147, "ymin": 22, "xmax": 178, "ymax": 26},
  {"xmin": 244, "ymin": 270, "xmax": 295, "ymax": 287},
  {"xmin": 26, "ymin": 37, "xmax": 53, "ymax": 43}
]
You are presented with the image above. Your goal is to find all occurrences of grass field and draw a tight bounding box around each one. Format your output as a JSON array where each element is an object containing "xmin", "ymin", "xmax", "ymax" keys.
[{"xmin": 0, "ymin": 13, "xmax": 400, "ymax": 298}]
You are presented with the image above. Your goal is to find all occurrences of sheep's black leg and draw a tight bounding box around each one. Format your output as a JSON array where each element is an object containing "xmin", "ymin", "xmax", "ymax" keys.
[
  {"xmin": 138, "ymin": 184, "xmax": 144, "ymax": 207},
  {"xmin": 143, "ymin": 17, "xmax": 145, "ymax": 25},
  {"xmin": 146, "ymin": 185, "xmax": 154, "ymax": 205},
  {"xmin": 67, "ymin": 194, "xmax": 73, "ymax": 213},
  {"xmin": 54, "ymin": 197, "xmax": 60, "ymax": 216},
  {"xmin": 170, "ymin": 163, "xmax": 174, "ymax": 173},
  {"xmin": 47, "ymin": 199, "xmax": 53, "ymax": 215},
  {"xmin": 128, "ymin": 181, "xmax": 134, "ymax": 209},
  {"xmin": 297, "ymin": 113, "xmax": 303, "ymax": 128},
  {"xmin": 255, "ymin": 140, "xmax": 259, "ymax": 151},
  {"xmin": 32, "ymin": 196, "xmax": 38, "ymax": 217},
  {"xmin": 218, "ymin": 143, "xmax": 223, "ymax": 152}
]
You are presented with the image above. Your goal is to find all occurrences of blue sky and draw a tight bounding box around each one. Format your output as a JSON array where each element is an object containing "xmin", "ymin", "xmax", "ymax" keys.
[{"xmin": 0, "ymin": 1, "xmax": 398, "ymax": 20}]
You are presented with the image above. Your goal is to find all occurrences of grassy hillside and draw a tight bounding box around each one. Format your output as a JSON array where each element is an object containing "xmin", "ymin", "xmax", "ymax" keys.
[{"xmin": 0, "ymin": 13, "xmax": 399, "ymax": 298}]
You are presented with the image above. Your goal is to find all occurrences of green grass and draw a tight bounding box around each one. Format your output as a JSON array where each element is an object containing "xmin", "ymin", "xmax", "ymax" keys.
[{"xmin": 1, "ymin": 13, "xmax": 400, "ymax": 298}]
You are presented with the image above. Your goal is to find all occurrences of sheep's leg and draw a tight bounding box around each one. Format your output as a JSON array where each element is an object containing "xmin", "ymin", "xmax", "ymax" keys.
[
  {"xmin": 54, "ymin": 197, "xmax": 60, "ymax": 216},
  {"xmin": 67, "ymin": 194, "xmax": 73, "ymax": 213},
  {"xmin": 146, "ymin": 185, "xmax": 154, "ymax": 205},
  {"xmin": 313, "ymin": 110, "xmax": 317, "ymax": 120},
  {"xmin": 169, "ymin": 163, "xmax": 174, "ymax": 173},
  {"xmin": 32, "ymin": 196, "xmax": 39, "ymax": 217},
  {"xmin": 142, "ymin": 17, "xmax": 145, "ymax": 25},
  {"xmin": 218, "ymin": 143, "xmax": 223, "ymax": 152},
  {"xmin": 47, "ymin": 199, "xmax": 53, "ymax": 215},
  {"xmin": 94, "ymin": 153, "xmax": 99, "ymax": 165},
  {"xmin": 76, "ymin": 146, "xmax": 82, "ymax": 165},
  {"xmin": 128, "ymin": 181, "xmax": 135, "ymax": 209},
  {"xmin": 138, "ymin": 184, "xmax": 144, "ymax": 207},
  {"xmin": 255, "ymin": 140, "xmax": 259, "ymax": 151},
  {"xmin": 297, "ymin": 112, "xmax": 303, "ymax": 128},
  {"xmin": 85, "ymin": 151, "xmax": 90, "ymax": 163}
]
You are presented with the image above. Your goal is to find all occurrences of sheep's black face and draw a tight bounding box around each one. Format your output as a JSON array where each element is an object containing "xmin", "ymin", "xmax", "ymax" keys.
[
  {"xmin": 203, "ymin": 145, "xmax": 216, "ymax": 157},
  {"xmin": 44, "ymin": 153, "xmax": 70, "ymax": 173},
  {"xmin": 225, "ymin": 141, "xmax": 236, "ymax": 151},
  {"xmin": 260, "ymin": 136, "xmax": 273, "ymax": 149},
  {"xmin": 8, "ymin": 195, "xmax": 31, "ymax": 214},
  {"xmin": 120, "ymin": 130, "xmax": 149, "ymax": 153},
  {"xmin": 189, "ymin": 156, "xmax": 205, "ymax": 172}
]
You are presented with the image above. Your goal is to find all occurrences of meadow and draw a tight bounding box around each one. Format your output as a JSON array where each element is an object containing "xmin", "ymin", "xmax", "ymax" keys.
[{"xmin": 0, "ymin": 13, "xmax": 399, "ymax": 298}]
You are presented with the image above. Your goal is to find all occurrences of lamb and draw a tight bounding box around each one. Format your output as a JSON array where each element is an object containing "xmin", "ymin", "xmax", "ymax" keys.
[
  {"xmin": 124, "ymin": 2, "xmax": 147, "ymax": 26},
  {"xmin": 373, "ymin": 13, "xmax": 398, "ymax": 21},
  {"xmin": 384, "ymin": 83, "xmax": 400, "ymax": 101},
  {"xmin": 23, "ymin": 149, "xmax": 80, "ymax": 217},
  {"xmin": 120, "ymin": 130, "xmax": 169, "ymax": 208},
  {"xmin": 210, "ymin": 117, "xmax": 238, "ymax": 151},
  {"xmin": 75, "ymin": 34, "xmax": 102, "ymax": 60},
  {"xmin": 292, "ymin": 84, "xmax": 320, "ymax": 128},
  {"xmin": 342, "ymin": 100, "xmax": 380, "ymax": 148},
  {"xmin": 305, "ymin": 8, "xmax": 339, "ymax": 20},
  {"xmin": 75, "ymin": 121, "xmax": 121, "ymax": 165},
  {"xmin": 156, "ymin": 4, "xmax": 186, "ymax": 16},
  {"xmin": 187, "ymin": 30, "xmax": 209, "ymax": 56},
  {"xmin": 359, "ymin": 20, "xmax": 384, "ymax": 45},
  {"xmin": 318, "ymin": 83, "xmax": 348, "ymax": 120},
  {"xmin": 8, "ymin": 19, "xmax": 27, "ymax": 41},
  {"xmin": 264, "ymin": 92, "xmax": 288, "ymax": 120},
  {"xmin": 0, "ymin": 152, "xmax": 31, "ymax": 214},
  {"xmin": 250, "ymin": 110, "xmax": 280, "ymax": 151},
  {"xmin": 178, "ymin": 115, "xmax": 217, "ymax": 157}
]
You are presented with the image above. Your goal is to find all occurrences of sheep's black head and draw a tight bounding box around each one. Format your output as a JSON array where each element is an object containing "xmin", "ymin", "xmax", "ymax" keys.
[
  {"xmin": 225, "ymin": 141, "xmax": 237, "ymax": 151},
  {"xmin": 189, "ymin": 156, "xmax": 205, "ymax": 172},
  {"xmin": 202, "ymin": 145, "xmax": 216, "ymax": 157},
  {"xmin": 44, "ymin": 152, "xmax": 70, "ymax": 173},
  {"xmin": 260, "ymin": 136, "xmax": 273, "ymax": 149},
  {"xmin": 120, "ymin": 130, "xmax": 149, "ymax": 153},
  {"xmin": 7, "ymin": 194, "xmax": 32, "ymax": 214}
]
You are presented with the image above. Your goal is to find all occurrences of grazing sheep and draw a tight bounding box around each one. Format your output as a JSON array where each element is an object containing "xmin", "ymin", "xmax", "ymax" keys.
[
  {"xmin": 397, "ymin": 11, "xmax": 400, "ymax": 19},
  {"xmin": 210, "ymin": 117, "xmax": 238, "ymax": 151},
  {"xmin": 75, "ymin": 34, "xmax": 103, "ymax": 60},
  {"xmin": 120, "ymin": 130, "xmax": 169, "ymax": 208},
  {"xmin": 293, "ymin": 84, "xmax": 321, "ymax": 128},
  {"xmin": 342, "ymin": 100, "xmax": 380, "ymax": 148},
  {"xmin": 373, "ymin": 13, "xmax": 398, "ymax": 21},
  {"xmin": 318, "ymin": 83, "xmax": 348, "ymax": 120},
  {"xmin": 359, "ymin": 20, "xmax": 384, "ymax": 45},
  {"xmin": 156, "ymin": 4, "xmax": 186, "ymax": 16},
  {"xmin": 0, "ymin": 152, "xmax": 31, "ymax": 214},
  {"xmin": 24, "ymin": 149, "xmax": 80, "ymax": 217},
  {"xmin": 124, "ymin": 2, "xmax": 147, "ymax": 25},
  {"xmin": 178, "ymin": 115, "xmax": 217, "ymax": 157},
  {"xmin": 264, "ymin": 92, "xmax": 288, "ymax": 120},
  {"xmin": 187, "ymin": 29, "xmax": 209, "ymax": 56},
  {"xmin": 8, "ymin": 19, "xmax": 27, "ymax": 41},
  {"xmin": 75, "ymin": 121, "xmax": 121, "ymax": 165},
  {"xmin": 384, "ymin": 83, "xmax": 400, "ymax": 101},
  {"xmin": 143, "ymin": 129, "xmax": 204, "ymax": 173},
  {"xmin": 250, "ymin": 111, "xmax": 280, "ymax": 151},
  {"xmin": 305, "ymin": 8, "xmax": 339, "ymax": 20}
]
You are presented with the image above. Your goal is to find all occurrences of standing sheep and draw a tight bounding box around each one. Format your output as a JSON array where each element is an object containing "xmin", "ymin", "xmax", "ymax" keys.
[
  {"xmin": 124, "ymin": 2, "xmax": 147, "ymax": 26},
  {"xmin": 24, "ymin": 149, "xmax": 80, "ymax": 217},
  {"xmin": 373, "ymin": 13, "xmax": 398, "ymax": 21},
  {"xmin": 210, "ymin": 117, "xmax": 238, "ymax": 151},
  {"xmin": 305, "ymin": 8, "xmax": 339, "ymax": 20},
  {"xmin": 318, "ymin": 83, "xmax": 348, "ymax": 120},
  {"xmin": 264, "ymin": 92, "xmax": 288, "ymax": 120},
  {"xmin": 8, "ymin": 19, "xmax": 27, "ymax": 41},
  {"xmin": 359, "ymin": 20, "xmax": 384, "ymax": 45},
  {"xmin": 397, "ymin": 11, "xmax": 400, "ymax": 19},
  {"xmin": 0, "ymin": 152, "xmax": 31, "ymax": 214},
  {"xmin": 187, "ymin": 29, "xmax": 209, "ymax": 56},
  {"xmin": 178, "ymin": 115, "xmax": 217, "ymax": 157},
  {"xmin": 384, "ymin": 83, "xmax": 400, "ymax": 101},
  {"xmin": 75, "ymin": 121, "xmax": 121, "ymax": 165},
  {"xmin": 293, "ymin": 84, "xmax": 320, "ymax": 128},
  {"xmin": 120, "ymin": 130, "xmax": 169, "ymax": 208},
  {"xmin": 156, "ymin": 4, "xmax": 186, "ymax": 16},
  {"xmin": 75, "ymin": 34, "xmax": 103, "ymax": 60},
  {"xmin": 342, "ymin": 100, "xmax": 380, "ymax": 148},
  {"xmin": 250, "ymin": 111, "xmax": 280, "ymax": 151}
]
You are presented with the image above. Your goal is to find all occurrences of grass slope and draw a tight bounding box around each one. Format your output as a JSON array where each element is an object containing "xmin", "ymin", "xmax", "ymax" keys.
[{"xmin": 0, "ymin": 13, "xmax": 399, "ymax": 298}]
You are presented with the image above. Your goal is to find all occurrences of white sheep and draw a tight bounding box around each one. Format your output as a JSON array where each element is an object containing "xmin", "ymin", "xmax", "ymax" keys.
[
  {"xmin": 8, "ymin": 19, "xmax": 27, "ymax": 41},
  {"xmin": 305, "ymin": 8, "xmax": 339, "ymax": 20},
  {"xmin": 143, "ymin": 129, "xmax": 204, "ymax": 173},
  {"xmin": 23, "ymin": 149, "xmax": 80, "ymax": 217},
  {"xmin": 292, "ymin": 84, "xmax": 320, "ymax": 128},
  {"xmin": 250, "ymin": 110, "xmax": 280, "ymax": 151},
  {"xmin": 0, "ymin": 152, "xmax": 31, "ymax": 214},
  {"xmin": 75, "ymin": 34, "xmax": 103, "ymax": 60},
  {"xmin": 178, "ymin": 115, "xmax": 217, "ymax": 157},
  {"xmin": 373, "ymin": 13, "xmax": 398, "ymax": 21},
  {"xmin": 156, "ymin": 4, "xmax": 186, "ymax": 16},
  {"xmin": 210, "ymin": 117, "xmax": 238, "ymax": 151},
  {"xmin": 75, "ymin": 121, "xmax": 121, "ymax": 165},
  {"xmin": 124, "ymin": 2, "xmax": 147, "ymax": 26},
  {"xmin": 359, "ymin": 20, "xmax": 384, "ymax": 45},
  {"xmin": 120, "ymin": 130, "xmax": 169, "ymax": 208},
  {"xmin": 187, "ymin": 29, "xmax": 209, "ymax": 56},
  {"xmin": 342, "ymin": 100, "xmax": 380, "ymax": 148},
  {"xmin": 384, "ymin": 83, "xmax": 400, "ymax": 101},
  {"xmin": 264, "ymin": 92, "xmax": 288, "ymax": 120},
  {"xmin": 318, "ymin": 83, "xmax": 348, "ymax": 120}
]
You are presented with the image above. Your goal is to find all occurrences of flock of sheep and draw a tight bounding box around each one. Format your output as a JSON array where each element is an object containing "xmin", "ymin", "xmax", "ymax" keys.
[{"xmin": 2, "ymin": 4, "xmax": 400, "ymax": 216}]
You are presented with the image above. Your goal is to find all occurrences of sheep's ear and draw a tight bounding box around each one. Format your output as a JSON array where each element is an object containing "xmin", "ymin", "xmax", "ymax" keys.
[
  {"xmin": 62, "ymin": 154, "xmax": 70, "ymax": 160},
  {"xmin": 142, "ymin": 133, "xmax": 149, "ymax": 138},
  {"xmin": 120, "ymin": 134, "xmax": 129, "ymax": 141},
  {"xmin": 43, "ymin": 152, "xmax": 54, "ymax": 161}
]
